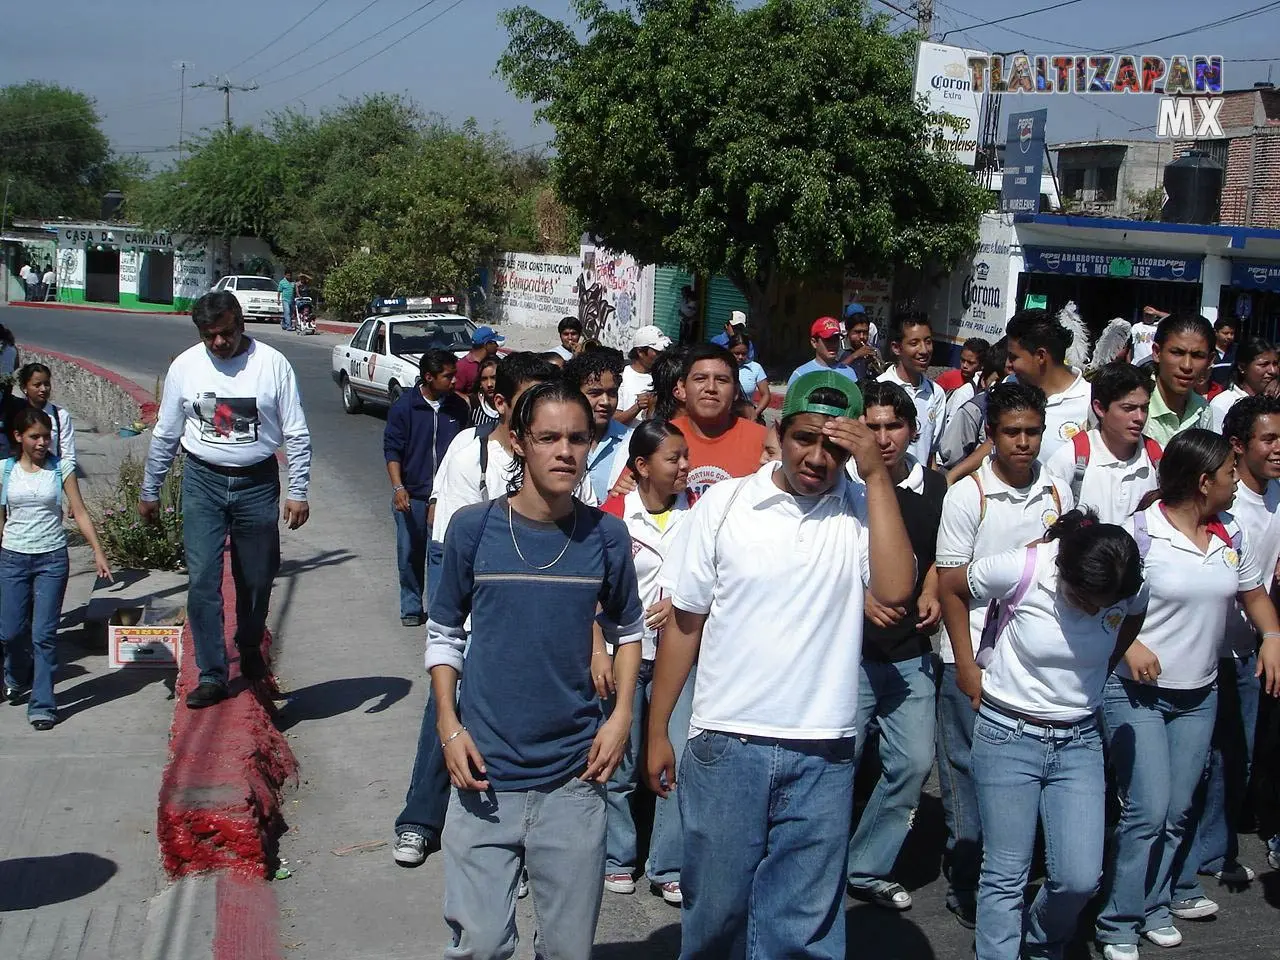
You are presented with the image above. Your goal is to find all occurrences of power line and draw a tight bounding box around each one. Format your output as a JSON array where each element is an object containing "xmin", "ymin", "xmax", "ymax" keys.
[
  {"xmin": 286, "ymin": 0, "xmax": 472, "ymax": 104},
  {"xmin": 221, "ymin": 0, "xmax": 336, "ymax": 76},
  {"xmin": 871, "ymin": 0, "xmax": 914, "ymax": 19},
  {"xmin": 191, "ymin": 77, "xmax": 260, "ymax": 133},
  {"xmin": 939, "ymin": 0, "xmax": 1083, "ymax": 41},
  {"xmin": 248, "ymin": 0, "xmax": 384, "ymax": 82},
  {"xmin": 1110, "ymin": 0, "xmax": 1280, "ymax": 51}
]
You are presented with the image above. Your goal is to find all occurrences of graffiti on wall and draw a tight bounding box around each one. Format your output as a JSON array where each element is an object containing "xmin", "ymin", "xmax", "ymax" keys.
[{"xmin": 577, "ymin": 245, "xmax": 642, "ymax": 349}]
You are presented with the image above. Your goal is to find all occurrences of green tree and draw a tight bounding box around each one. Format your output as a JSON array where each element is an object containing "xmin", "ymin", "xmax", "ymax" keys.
[
  {"xmin": 1125, "ymin": 185, "xmax": 1164, "ymax": 222},
  {"xmin": 129, "ymin": 128, "xmax": 283, "ymax": 248},
  {"xmin": 0, "ymin": 82, "xmax": 141, "ymax": 219},
  {"xmin": 500, "ymin": 0, "xmax": 989, "ymax": 341}
]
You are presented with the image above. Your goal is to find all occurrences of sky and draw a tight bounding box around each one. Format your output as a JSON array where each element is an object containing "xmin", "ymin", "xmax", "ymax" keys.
[{"xmin": 3, "ymin": 0, "xmax": 1278, "ymax": 171}]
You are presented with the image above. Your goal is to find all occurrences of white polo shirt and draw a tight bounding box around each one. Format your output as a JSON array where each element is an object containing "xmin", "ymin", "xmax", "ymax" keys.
[
  {"xmin": 968, "ymin": 540, "xmax": 1144, "ymax": 722},
  {"xmin": 1131, "ymin": 322, "xmax": 1158, "ymax": 366},
  {"xmin": 659, "ymin": 462, "xmax": 872, "ymax": 740},
  {"xmin": 1042, "ymin": 429, "xmax": 1158, "ymax": 524},
  {"xmin": 935, "ymin": 459, "xmax": 1074, "ymax": 663},
  {"xmin": 1039, "ymin": 369, "xmax": 1092, "ymax": 464},
  {"xmin": 1123, "ymin": 503, "xmax": 1263, "ymax": 689},
  {"xmin": 609, "ymin": 489, "xmax": 690, "ymax": 661},
  {"xmin": 878, "ymin": 366, "xmax": 947, "ymax": 465},
  {"xmin": 1223, "ymin": 479, "xmax": 1280, "ymax": 658},
  {"xmin": 1209, "ymin": 385, "xmax": 1248, "ymax": 433}
]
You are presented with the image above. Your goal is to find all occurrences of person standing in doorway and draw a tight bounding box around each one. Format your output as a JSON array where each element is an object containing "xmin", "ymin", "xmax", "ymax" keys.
[
  {"xmin": 277, "ymin": 269, "xmax": 297, "ymax": 332},
  {"xmin": 385, "ymin": 349, "xmax": 470, "ymax": 628},
  {"xmin": 646, "ymin": 370, "xmax": 914, "ymax": 958},
  {"xmin": 140, "ymin": 291, "xmax": 312, "ymax": 709}
]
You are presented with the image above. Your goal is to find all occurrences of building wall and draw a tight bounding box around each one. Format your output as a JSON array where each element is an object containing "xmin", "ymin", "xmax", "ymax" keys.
[{"xmin": 1052, "ymin": 141, "xmax": 1171, "ymax": 217}]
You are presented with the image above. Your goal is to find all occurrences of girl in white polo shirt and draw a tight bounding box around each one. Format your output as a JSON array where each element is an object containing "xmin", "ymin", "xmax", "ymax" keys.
[
  {"xmin": 1207, "ymin": 336, "xmax": 1277, "ymax": 433},
  {"xmin": 943, "ymin": 510, "xmax": 1145, "ymax": 960},
  {"xmin": 1096, "ymin": 428, "xmax": 1280, "ymax": 960},
  {"xmin": 600, "ymin": 420, "xmax": 692, "ymax": 905}
]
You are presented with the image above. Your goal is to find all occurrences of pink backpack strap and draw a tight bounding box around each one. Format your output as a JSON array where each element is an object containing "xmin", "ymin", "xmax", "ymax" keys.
[{"xmin": 975, "ymin": 544, "xmax": 1039, "ymax": 668}]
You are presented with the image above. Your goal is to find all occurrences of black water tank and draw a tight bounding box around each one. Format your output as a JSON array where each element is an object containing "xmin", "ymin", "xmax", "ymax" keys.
[
  {"xmin": 1162, "ymin": 150, "xmax": 1224, "ymax": 225},
  {"xmin": 101, "ymin": 189, "xmax": 124, "ymax": 221}
]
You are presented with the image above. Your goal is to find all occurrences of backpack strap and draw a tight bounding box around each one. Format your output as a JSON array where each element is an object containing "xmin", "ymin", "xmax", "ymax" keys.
[
  {"xmin": 0, "ymin": 458, "xmax": 14, "ymax": 509},
  {"xmin": 476, "ymin": 423, "xmax": 497, "ymax": 501},
  {"xmin": 1143, "ymin": 437, "xmax": 1163, "ymax": 466},
  {"xmin": 1071, "ymin": 431, "xmax": 1090, "ymax": 503},
  {"xmin": 1132, "ymin": 510, "xmax": 1152, "ymax": 560},
  {"xmin": 49, "ymin": 403, "xmax": 61, "ymax": 461},
  {"xmin": 975, "ymin": 544, "xmax": 1039, "ymax": 669}
]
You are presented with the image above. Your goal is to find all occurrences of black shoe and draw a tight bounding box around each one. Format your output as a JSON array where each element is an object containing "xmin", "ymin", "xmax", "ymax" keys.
[
  {"xmin": 401, "ymin": 615, "xmax": 424, "ymax": 628},
  {"xmin": 186, "ymin": 681, "xmax": 229, "ymax": 709},
  {"xmin": 5, "ymin": 685, "xmax": 25, "ymax": 705},
  {"xmin": 238, "ymin": 646, "xmax": 270, "ymax": 684},
  {"xmin": 947, "ymin": 899, "xmax": 977, "ymax": 930},
  {"xmin": 30, "ymin": 717, "xmax": 55, "ymax": 731}
]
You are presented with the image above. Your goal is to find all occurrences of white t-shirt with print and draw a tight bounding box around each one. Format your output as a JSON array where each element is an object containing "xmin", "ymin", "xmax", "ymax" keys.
[
  {"xmin": 2, "ymin": 459, "xmax": 75, "ymax": 554},
  {"xmin": 1131, "ymin": 322, "xmax": 1158, "ymax": 366},
  {"xmin": 968, "ymin": 539, "xmax": 1144, "ymax": 722},
  {"xmin": 618, "ymin": 365, "xmax": 653, "ymax": 422},
  {"xmin": 935, "ymin": 459, "xmax": 1074, "ymax": 663},
  {"xmin": 1222, "ymin": 480, "xmax": 1280, "ymax": 658},
  {"xmin": 1122, "ymin": 504, "xmax": 1263, "ymax": 688},
  {"xmin": 1042, "ymin": 429, "xmax": 1158, "ymax": 525}
]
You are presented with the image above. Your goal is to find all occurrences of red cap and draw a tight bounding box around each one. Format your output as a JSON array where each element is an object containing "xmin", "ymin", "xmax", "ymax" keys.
[{"xmin": 810, "ymin": 316, "xmax": 842, "ymax": 339}]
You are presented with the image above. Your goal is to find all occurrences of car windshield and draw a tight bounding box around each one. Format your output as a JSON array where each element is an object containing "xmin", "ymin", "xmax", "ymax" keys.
[
  {"xmin": 238, "ymin": 277, "xmax": 276, "ymax": 291},
  {"xmin": 389, "ymin": 319, "xmax": 474, "ymax": 355}
]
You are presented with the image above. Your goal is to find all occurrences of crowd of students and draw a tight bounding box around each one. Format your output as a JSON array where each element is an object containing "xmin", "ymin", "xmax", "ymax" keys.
[{"xmin": 379, "ymin": 306, "xmax": 1280, "ymax": 960}]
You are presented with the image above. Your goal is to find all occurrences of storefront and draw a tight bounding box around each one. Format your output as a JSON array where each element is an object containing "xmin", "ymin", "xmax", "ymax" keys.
[{"xmin": 1222, "ymin": 261, "xmax": 1280, "ymax": 342}]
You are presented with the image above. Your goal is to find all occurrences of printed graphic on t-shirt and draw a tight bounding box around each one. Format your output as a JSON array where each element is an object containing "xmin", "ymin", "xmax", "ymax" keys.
[
  {"xmin": 192, "ymin": 393, "xmax": 260, "ymax": 445},
  {"xmin": 1103, "ymin": 606, "xmax": 1125, "ymax": 632},
  {"xmin": 1040, "ymin": 507, "xmax": 1060, "ymax": 529},
  {"xmin": 687, "ymin": 464, "xmax": 731, "ymax": 504},
  {"xmin": 1223, "ymin": 547, "xmax": 1240, "ymax": 569}
]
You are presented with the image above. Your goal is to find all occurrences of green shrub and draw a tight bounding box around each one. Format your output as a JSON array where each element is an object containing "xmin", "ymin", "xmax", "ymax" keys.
[{"xmin": 94, "ymin": 452, "xmax": 185, "ymax": 571}]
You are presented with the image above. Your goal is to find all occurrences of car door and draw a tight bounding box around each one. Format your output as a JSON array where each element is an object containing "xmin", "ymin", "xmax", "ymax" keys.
[
  {"xmin": 366, "ymin": 321, "xmax": 392, "ymax": 401},
  {"xmin": 343, "ymin": 319, "xmax": 377, "ymax": 394}
]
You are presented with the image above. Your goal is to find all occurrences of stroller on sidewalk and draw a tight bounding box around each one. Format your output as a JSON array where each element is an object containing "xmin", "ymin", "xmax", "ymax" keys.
[{"xmin": 293, "ymin": 296, "xmax": 316, "ymax": 336}]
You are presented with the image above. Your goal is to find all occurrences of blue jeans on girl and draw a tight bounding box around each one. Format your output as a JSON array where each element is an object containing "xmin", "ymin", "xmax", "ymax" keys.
[{"xmin": 0, "ymin": 547, "xmax": 71, "ymax": 723}]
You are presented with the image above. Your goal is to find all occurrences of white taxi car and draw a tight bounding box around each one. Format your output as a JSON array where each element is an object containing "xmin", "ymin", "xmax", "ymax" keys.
[
  {"xmin": 331, "ymin": 296, "xmax": 477, "ymax": 414},
  {"xmin": 210, "ymin": 275, "xmax": 283, "ymax": 322}
]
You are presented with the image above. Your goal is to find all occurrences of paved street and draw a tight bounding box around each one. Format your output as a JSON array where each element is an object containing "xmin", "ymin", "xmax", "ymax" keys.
[{"xmin": 5, "ymin": 303, "xmax": 1280, "ymax": 958}]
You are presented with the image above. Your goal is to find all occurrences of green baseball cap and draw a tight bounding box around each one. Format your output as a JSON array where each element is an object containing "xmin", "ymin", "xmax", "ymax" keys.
[{"xmin": 780, "ymin": 370, "xmax": 863, "ymax": 420}]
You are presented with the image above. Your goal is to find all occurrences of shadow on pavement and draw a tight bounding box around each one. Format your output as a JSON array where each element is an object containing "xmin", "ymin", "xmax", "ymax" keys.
[
  {"xmin": 594, "ymin": 923, "xmax": 681, "ymax": 958},
  {"xmin": 275, "ymin": 676, "xmax": 412, "ymax": 731},
  {"xmin": 0, "ymin": 853, "xmax": 117, "ymax": 911},
  {"xmin": 847, "ymin": 906, "xmax": 938, "ymax": 959},
  {"xmin": 56, "ymin": 668, "xmax": 173, "ymax": 721}
]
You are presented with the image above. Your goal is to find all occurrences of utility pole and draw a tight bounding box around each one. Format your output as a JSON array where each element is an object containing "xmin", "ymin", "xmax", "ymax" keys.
[
  {"xmin": 192, "ymin": 75, "xmax": 259, "ymax": 134},
  {"xmin": 916, "ymin": 0, "xmax": 933, "ymax": 39},
  {"xmin": 173, "ymin": 61, "xmax": 193, "ymax": 162}
]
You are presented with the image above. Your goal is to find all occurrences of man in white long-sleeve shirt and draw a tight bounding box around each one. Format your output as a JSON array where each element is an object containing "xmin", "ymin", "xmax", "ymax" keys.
[{"xmin": 140, "ymin": 291, "xmax": 312, "ymax": 708}]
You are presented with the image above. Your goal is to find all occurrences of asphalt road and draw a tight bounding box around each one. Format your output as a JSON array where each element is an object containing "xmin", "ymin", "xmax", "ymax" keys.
[{"xmin": 0, "ymin": 303, "xmax": 392, "ymax": 529}]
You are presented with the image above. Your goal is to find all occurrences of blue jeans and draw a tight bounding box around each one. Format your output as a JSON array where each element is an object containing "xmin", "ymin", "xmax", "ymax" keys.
[
  {"xmin": 427, "ymin": 540, "xmax": 445, "ymax": 612},
  {"xmin": 679, "ymin": 731, "xmax": 856, "ymax": 959},
  {"xmin": 182, "ymin": 456, "xmax": 281, "ymax": 688},
  {"xmin": 442, "ymin": 776, "xmax": 607, "ymax": 960},
  {"xmin": 1196, "ymin": 654, "xmax": 1260, "ymax": 874},
  {"xmin": 281, "ymin": 299, "xmax": 294, "ymax": 330},
  {"xmin": 603, "ymin": 662, "xmax": 696, "ymax": 880},
  {"xmin": 847, "ymin": 654, "xmax": 937, "ymax": 890},
  {"xmin": 1096, "ymin": 676, "xmax": 1216, "ymax": 945},
  {"xmin": 972, "ymin": 707, "xmax": 1105, "ymax": 960},
  {"xmin": 396, "ymin": 685, "xmax": 451, "ymax": 841},
  {"xmin": 393, "ymin": 497, "xmax": 429, "ymax": 620},
  {"xmin": 0, "ymin": 547, "xmax": 69, "ymax": 721},
  {"xmin": 937, "ymin": 661, "xmax": 982, "ymax": 911}
]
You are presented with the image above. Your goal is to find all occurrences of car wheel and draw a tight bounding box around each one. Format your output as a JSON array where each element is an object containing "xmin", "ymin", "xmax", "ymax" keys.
[
  {"xmin": 388, "ymin": 381, "xmax": 402, "ymax": 406},
  {"xmin": 340, "ymin": 375, "xmax": 363, "ymax": 414}
]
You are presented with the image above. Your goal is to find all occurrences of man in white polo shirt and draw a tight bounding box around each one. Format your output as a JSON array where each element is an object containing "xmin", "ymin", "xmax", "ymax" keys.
[
  {"xmin": 878, "ymin": 318, "xmax": 946, "ymax": 468},
  {"xmin": 1044, "ymin": 362, "xmax": 1160, "ymax": 524},
  {"xmin": 934, "ymin": 381, "xmax": 1073, "ymax": 929},
  {"xmin": 644, "ymin": 370, "xmax": 914, "ymax": 958}
]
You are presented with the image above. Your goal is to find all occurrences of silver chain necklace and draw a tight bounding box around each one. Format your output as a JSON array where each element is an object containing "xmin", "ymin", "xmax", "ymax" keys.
[{"xmin": 509, "ymin": 499, "xmax": 577, "ymax": 570}]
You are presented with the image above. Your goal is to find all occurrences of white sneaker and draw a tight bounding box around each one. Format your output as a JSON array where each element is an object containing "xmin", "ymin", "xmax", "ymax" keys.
[
  {"xmin": 1208, "ymin": 862, "xmax": 1255, "ymax": 883},
  {"xmin": 393, "ymin": 831, "xmax": 427, "ymax": 867},
  {"xmin": 1170, "ymin": 896, "xmax": 1219, "ymax": 920},
  {"xmin": 1102, "ymin": 945, "xmax": 1140, "ymax": 960},
  {"xmin": 604, "ymin": 872, "xmax": 636, "ymax": 894},
  {"xmin": 1143, "ymin": 926, "xmax": 1183, "ymax": 948}
]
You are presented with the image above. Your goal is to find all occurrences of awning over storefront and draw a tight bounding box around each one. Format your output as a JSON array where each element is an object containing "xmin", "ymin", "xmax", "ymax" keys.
[
  {"xmin": 1014, "ymin": 214, "xmax": 1280, "ymax": 260},
  {"xmin": 1231, "ymin": 261, "xmax": 1280, "ymax": 293},
  {"xmin": 1023, "ymin": 247, "xmax": 1202, "ymax": 283}
]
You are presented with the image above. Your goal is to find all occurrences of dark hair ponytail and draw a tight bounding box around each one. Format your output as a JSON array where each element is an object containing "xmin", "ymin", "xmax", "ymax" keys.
[
  {"xmin": 626, "ymin": 419, "xmax": 685, "ymax": 473},
  {"xmin": 1046, "ymin": 509, "xmax": 1143, "ymax": 603},
  {"xmin": 1155, "ymin": 428, "xmax": 1232, "ymax": 507}
]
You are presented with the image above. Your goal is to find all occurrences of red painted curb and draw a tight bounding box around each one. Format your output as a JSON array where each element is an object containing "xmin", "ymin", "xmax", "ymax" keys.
[
  {"xmin": 213, "ymin": 872, "xmax": 284, "ymax": 960},
  {"xmin": 20, "ymin": 344, "xmax": 160, "ymax": 426},
  {"xmin": 7, "ymin": 300, "xmax": 188, "ymax": 316},
  {"xmin": 315, "ymin": 320, "xmax": 356, "ymax": 335},
  {"xmin": 157, "ymin": 550, "xmax": 298, "ymax": 879}
]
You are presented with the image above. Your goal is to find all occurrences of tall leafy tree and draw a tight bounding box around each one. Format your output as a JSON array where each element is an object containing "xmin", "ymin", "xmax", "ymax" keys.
[
  {"xmin": 0, "ymin": 82, "xmax": 140, "ymax": 218},
  {"xmin": 499, "ymin": 0, "xmax": 990, "ymax": 341}
]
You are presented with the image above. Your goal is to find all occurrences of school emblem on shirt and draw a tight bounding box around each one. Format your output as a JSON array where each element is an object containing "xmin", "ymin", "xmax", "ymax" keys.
[
  {"xmin": 929, "ymin": 405, "xmax": 940, "ymax": 423},
  {"xmin": 686, "ymin": 465, "xmax": 732, "ymax": 505},
  {"xmin": 1103, "ymin": 608, "xmax": 1125, "ymax": 632},
  {"xmin": 1223, "ymin": 547, "xmax": 1240, "ymax": 569},
  {"xmin": 1041, "ymin": 508, "xmax": 1059, "ymax": 529},
  {"xmin": 1059, "ymin": 421, "xmax": 1083, "ymax": 441}
]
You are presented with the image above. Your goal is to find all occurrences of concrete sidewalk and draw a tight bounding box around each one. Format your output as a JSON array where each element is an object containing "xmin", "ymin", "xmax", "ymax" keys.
[{"xmin": 0, "ymin": 423, "xmax": 182, "ymax": 959}]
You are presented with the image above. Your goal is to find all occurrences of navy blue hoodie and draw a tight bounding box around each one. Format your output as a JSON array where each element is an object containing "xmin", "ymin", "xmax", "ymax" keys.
[{"xmin": 382, "ymin": 387, "xmax": 471, "ymax": 500}]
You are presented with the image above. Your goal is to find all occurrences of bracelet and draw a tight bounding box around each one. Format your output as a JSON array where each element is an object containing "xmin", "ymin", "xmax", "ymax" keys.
[
  {"xmin": 441, "ymin": 727, "xmax": 466, "ymax": 746},
  {"xmin": 393, "ymin": 484, "xmax": 405, "ymax": 492},
  {"xmin": 1264, "ymin": 632, "xmax": 1280, "ymax": 641},
  {"xmin": 591, "ymin": 651, "xmax": 608, "ymax": 658}
]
